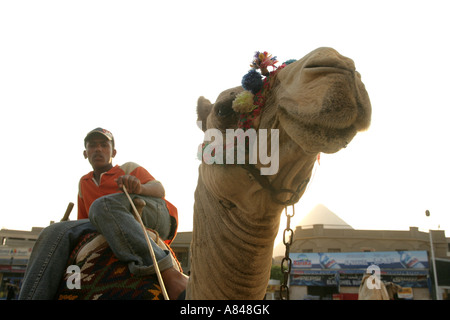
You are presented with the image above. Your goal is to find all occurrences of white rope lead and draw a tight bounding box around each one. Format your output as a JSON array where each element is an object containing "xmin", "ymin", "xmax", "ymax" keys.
[{"xmin": 122, "ymin": 185, "xmax": 169, "ymax": 300}]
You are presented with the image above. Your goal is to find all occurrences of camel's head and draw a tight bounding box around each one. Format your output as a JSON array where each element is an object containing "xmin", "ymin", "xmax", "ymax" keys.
[
  {"xmin": 275, "ymin": 47, "xmax": 371, "ymax": 154},
  {"xmin": 196, "ymin": 47, "xmax": 371, "ymax": 212},
  {"xmin": 197, "ymin": 47, "xmax": 371, "ymax": 155}
]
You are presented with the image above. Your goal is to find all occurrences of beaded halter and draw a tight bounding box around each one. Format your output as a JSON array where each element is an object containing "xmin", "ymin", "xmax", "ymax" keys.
[{"xmin": 232, "ymin": 51, "xmax": 296, "ymax": 130}]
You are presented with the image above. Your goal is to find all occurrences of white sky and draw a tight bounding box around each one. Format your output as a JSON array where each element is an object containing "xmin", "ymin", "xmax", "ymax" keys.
[{"xmin": 1, "ymin": 1, "xmax": 449, "ymax": 245}]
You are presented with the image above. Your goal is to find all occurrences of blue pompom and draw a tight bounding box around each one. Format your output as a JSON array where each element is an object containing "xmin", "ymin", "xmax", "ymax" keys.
[
  {"xmin": 283, "ymin": 59, "xmax": 297, "ymax": 65},
  {"xmin": 241, "ymin": 69, "xmax": 263, "ymax": 94}
]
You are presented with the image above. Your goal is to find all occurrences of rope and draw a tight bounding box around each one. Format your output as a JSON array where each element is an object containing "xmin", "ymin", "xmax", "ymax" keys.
[{"xmin": 122, "ymin": 185, "xmax": 169, "ymax": 300}]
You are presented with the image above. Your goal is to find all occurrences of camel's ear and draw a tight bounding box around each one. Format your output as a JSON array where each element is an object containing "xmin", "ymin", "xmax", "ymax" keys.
[{"xmin": 197, "ymin": 96, "xmax": 212, "ymax": 132}]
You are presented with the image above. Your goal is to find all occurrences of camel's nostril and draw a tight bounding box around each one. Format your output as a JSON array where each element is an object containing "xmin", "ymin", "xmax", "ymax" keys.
[
  {"xmin": 302, "ymin": 47, "xmax": 355, "ymax": 72},
  {"xmin": 304, "ymin": 64, "xmax": 353, "ymax": 73}
]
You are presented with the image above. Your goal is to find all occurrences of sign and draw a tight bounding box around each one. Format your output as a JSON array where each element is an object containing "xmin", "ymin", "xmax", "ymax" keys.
[
  {"xmin": 339, "ymin": 273, "xmax": 362, "ymax": 287},
  {"xmin": 397, "ymin": 287, "xmax": 414, "ymax": 299},
  {"xmin": 289, "ymin": 251, "xmax": 430, "ymax": 288},
  {"xmin": 290, "ymin": 251, "xmax": 429, "ymax": 271},
  {"xmin": 383, "ymin": 275, "xmax": 428, "ymax": 288},
  {"xmin": 291, "ymin": 274, "xmax": 338, "ymax": 286},
  {"xmin": 0, "ymin": 247, "xmax": 32, "ymax": 266}
]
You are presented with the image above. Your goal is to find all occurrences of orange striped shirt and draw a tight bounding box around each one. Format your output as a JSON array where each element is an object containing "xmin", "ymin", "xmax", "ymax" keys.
[{"xmin": 77, "ymin": 162, "xmax": 178, "ymax": 242}]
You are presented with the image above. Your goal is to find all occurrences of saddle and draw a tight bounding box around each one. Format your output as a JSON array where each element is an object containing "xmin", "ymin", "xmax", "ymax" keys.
[{"xmin": 56, "ymin": 199, "xmax": 182, "ymax": 300}]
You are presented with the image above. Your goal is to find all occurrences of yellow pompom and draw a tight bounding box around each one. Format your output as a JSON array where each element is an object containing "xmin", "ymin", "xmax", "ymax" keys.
[{"xmin": 232, "ymin": 91, "xmax": 256, "ymax": 113}]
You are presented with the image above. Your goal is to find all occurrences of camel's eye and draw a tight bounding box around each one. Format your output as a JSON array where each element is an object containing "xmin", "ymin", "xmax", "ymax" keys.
[{"xmin": 215, "ymin": 99, "xmax": 235, "ymax": 117}]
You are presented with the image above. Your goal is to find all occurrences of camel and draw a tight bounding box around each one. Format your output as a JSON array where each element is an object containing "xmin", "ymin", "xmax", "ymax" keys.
[
  {"xmin": 55, "ymin": 47, "xmax": 371, "ymax": 300},
  {"xmin": 187, "ymin": 47, "xmax": 371, "ymax": 299},
  {"xmin": 385, "ymin": 282, "xmax": 403, "ymax": 300}
]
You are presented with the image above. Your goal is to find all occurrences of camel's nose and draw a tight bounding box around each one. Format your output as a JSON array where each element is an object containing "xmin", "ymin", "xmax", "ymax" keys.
[
  {"xmin": 275, "ymin": 47, "xmax": 371, "ymax": 154},
  {"xmin": 303, "ymin": 47, "xmax": 355, "ymax": 72}
]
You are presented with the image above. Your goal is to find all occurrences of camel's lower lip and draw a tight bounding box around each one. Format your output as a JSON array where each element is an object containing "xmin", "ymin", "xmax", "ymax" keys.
[{"xmin": 278, "ymin": 106, "xmax": 357, "ymax": 154}]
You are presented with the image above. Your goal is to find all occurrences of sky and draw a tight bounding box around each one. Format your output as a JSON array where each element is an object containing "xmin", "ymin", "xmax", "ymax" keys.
[{"xmin": 1, "ymin": 1, "xmax": 449, "ymax": 247}]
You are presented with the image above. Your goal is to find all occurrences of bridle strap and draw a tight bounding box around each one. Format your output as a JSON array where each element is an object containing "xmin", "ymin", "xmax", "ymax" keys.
[
  {"xmin": 241, "ymin": 164, "xmax": 309, "ymax": 206},
  {"xmin": 241, "ymin": 163, "xmax": 310, "ymax": 300}
]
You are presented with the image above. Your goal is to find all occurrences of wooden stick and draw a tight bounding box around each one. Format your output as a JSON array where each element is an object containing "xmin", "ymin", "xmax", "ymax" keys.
[
  {"xmin": 122, "ymin": 185, "xmax": 169, "ymax": 300},
  {"xmin": 60, "ymin": 202, "xmax": 74, "ymax": 221}
]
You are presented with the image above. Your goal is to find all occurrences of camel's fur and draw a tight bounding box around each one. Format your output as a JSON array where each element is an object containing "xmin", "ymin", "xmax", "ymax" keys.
[{"xmin": 187, "ymin": 47, "xmax": 371, "ymax": 299}]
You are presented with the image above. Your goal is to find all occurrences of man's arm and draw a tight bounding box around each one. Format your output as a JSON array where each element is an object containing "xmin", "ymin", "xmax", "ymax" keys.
[
  {"xmin": 139, "ymin": 180, "xmax": 165, "ymax": 198},
  {"xmin": 115, "ymin": 175, "xmax": 165, "ymax": 198}
]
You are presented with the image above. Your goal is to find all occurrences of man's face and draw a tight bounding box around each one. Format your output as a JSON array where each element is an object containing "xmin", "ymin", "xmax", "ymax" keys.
[{"xmin": 83, "ymin": 134, "xmax": 116, "ymax": 170}]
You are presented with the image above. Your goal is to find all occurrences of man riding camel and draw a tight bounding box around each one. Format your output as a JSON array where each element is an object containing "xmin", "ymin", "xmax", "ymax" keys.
[{"xmin": 19, "ymin": 128, "xmax": 187, "ymax": 300}]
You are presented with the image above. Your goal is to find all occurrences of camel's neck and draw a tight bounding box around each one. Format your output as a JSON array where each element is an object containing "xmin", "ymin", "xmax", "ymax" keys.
[
  {"xmin": 186, "ymin": 174, "xmax": 281, "ymax": 300},
  {"xmin": 186, "ymin": 145, "xmax": 317, "ymax": 299}
]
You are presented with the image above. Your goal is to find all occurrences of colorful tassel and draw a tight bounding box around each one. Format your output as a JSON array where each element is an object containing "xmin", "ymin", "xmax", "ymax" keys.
[
  {"xmin": 234, "ymin": 51, "xmax": 295, "ymax": 130},
  {"xmin": 283, "ymin": 59, "xmax": 297, "ymax": 66},
  {"xmin": 232, "ymin": 91, "xmax": 256, "ymax": 113},
  {"xmin": 241, "ymin": 69, "xmax": 263, "ymax": 94},
  {"xmin": 250, "ymin": 51, "xmax": 278, "ymax": 75}
]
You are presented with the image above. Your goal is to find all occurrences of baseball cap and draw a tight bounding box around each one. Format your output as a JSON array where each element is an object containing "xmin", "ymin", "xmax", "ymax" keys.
[{"xmin": 84, "ymin": 127, "xmax": 114, "ymax": 146}]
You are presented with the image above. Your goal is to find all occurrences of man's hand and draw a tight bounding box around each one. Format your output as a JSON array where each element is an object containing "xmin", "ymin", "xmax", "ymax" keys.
[
  {"xmin": 116, "ymin": 175, "xmax": 165, "ymax": 198},
  {"xmin": 115, "ymin": 175, "xmax": 142, "ymax": 194}
]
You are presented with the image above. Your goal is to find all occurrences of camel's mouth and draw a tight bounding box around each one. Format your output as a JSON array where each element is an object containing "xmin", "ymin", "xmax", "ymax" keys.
[
  {"xmin": 274, "ymin": 48, "xmax": 371, "ymax": 154},
  {"xmin": 278, "ymin": 105, "xmax": 357, "ymax": 154},
  {"xmin": 277, "ymin": 68, "xmax": 360, "ymax": 130}
]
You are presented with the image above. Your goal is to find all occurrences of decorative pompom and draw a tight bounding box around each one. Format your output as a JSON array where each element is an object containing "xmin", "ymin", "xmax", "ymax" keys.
[
  {"xmin": 251, "ymin": 51, "xmax": 278, "ymax": 75},
  {"xmin": 241, "ymin": 69, "xmax": 263, "ymax": 94},
  {"xmin": 283, "ymin": 59, "xmax": 297, "ymax": 65},
  {"xmin": 232, "ymin": 91, "xmax": 256, "ymax": 113}
]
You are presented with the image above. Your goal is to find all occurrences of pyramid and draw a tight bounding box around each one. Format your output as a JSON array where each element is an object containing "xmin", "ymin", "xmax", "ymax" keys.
[
  {"xmin": 273, "ymin": 204, "xmax": 353, "ymax": 257},
  {"xmin": 297, "ymin": 204, "xmax": 353, "ymax": 229}
]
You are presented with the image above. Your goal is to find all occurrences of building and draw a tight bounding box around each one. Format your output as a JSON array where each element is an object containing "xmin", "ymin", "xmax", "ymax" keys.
[
  {"xmin": 0, "ymin": 227, "xmax": 43, "ymax": 299},
  {"xmin": 170, "ymin": 231, "xmax": 192, "ymax": 275},
  {"xmin": 3, "ymin": 204, "xmax": 449, "ymax": 300},
  {"xmin": 280, "ymin": 204, "xmax": 450, "ymax": 300},
  {"xmin": 0, "ymin": 226, "xmax": 194, "ymax": 299}
]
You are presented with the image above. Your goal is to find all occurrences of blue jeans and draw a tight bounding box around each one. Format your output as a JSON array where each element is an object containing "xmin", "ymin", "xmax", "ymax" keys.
[
  {"xmin": 89, "ymin": 193, "xmax": 173, "ymax": 275},
  {"xmin": 19, "ymin": 194, "xmax": 173, "ymax": 300}
]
